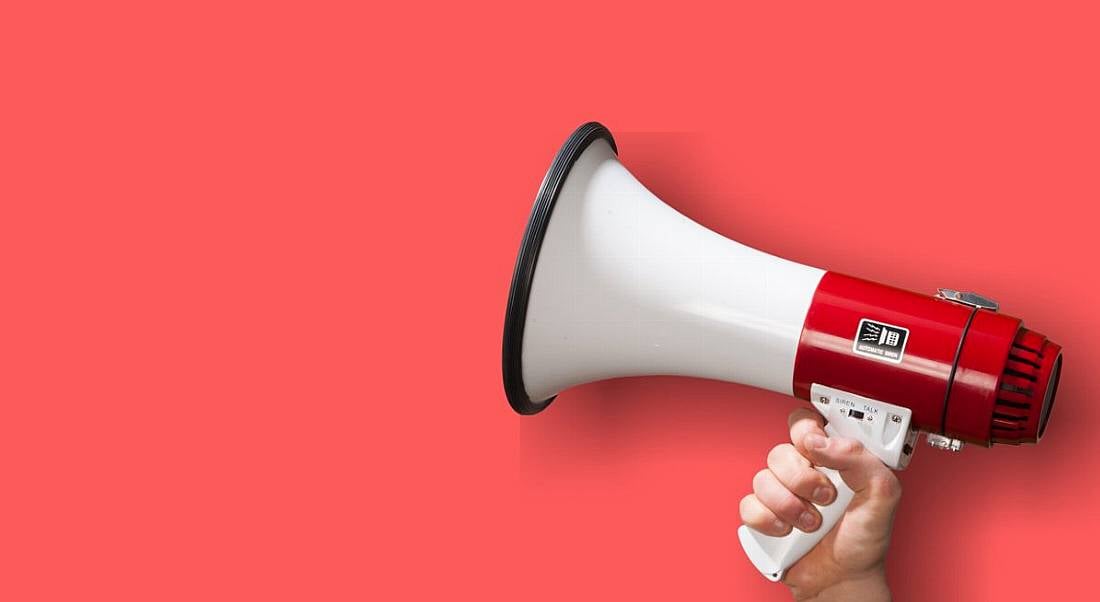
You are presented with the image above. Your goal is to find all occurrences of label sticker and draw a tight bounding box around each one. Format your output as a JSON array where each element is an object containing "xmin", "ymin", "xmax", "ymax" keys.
[{"xmin": 853, "ymin": 319, "xmax": 909, "ymax": 363}]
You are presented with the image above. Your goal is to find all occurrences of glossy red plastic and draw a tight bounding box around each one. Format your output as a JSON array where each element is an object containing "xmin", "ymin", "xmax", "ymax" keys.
[
  {"xmin": 793, "ymin": 272, "xmax": 971, "ymax": 435},
  {"xmin": 793, "ymin": 272, "xmax": 1061, "ymax": 446},
  {"xmin": 941, "ymin": 310, "xmax": 1020, "ymax": 443}
]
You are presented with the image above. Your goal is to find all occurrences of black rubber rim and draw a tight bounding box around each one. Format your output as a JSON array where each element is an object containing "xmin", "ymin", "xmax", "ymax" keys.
[
  {"xmin": 502, "ymin": 122, "xmax": 617, "ymax": 415},
  {"xmin": 938, "ymin": 305, "xmax": 979, "ymax": 436},
  {"xmin": 1037, "ymin": 353, "xmax": 1061, "ymax": 440}
]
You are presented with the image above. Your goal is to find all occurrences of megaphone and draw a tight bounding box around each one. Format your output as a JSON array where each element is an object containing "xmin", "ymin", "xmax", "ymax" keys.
[{"xmin": 502, "ymin": 122, "xmax": 1062, "ymax": 581}]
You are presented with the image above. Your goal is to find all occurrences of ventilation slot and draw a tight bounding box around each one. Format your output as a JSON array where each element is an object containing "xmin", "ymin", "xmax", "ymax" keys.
[{"xmin": 991, "ymin": 328, "xmax": 1048, "ymax": 443}]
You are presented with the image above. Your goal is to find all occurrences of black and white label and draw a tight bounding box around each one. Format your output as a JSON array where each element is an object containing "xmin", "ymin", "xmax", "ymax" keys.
[{"xmin": 853, "ymin": 319, "xmax": 909, "ymax": 363}]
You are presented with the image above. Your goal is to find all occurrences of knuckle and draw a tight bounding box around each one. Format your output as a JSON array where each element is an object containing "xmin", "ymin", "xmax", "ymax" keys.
[
  {"xmin": 751, "ymin": 469, "xmax": 804, "ymax": 521},
  {"xmin": 788, "ymin": 409, "xmax": 823, "ymax": 432},
  {"xmin": 752, "ymin": 469, "xmax": 772, "ymax": 490},
  {"xmin": 796, "ymin": 466, "xmax": 829, "ymax": 493},
  {"xmin": 777, "ymin": 496, "xmax": 805, "ymax": 521},
  {"xmin": 740, "ymin": 496, "xmax": 789, "ymax": 534},
  {"xmin": 787, "ymin": 407, "xmax": 816, "ymax": 424},
  {"xmin": 872, "ymin": 473, "xmax": 903, "ymax": 502},
  {"xmin": 838, "ymin": 437, "xmax": 864, "ymax": 455},
  {"xmin": 766, "ymin": 443, "xmax": 797, "ymax": 467},
  {"xmin": 744, "ymin": 515, "xmax": 768, "ymax": 530},
  {"xmin": 738, "ymin": 495, "xmax": 757, "ymax": 520},
  {"xmin": 763, "ymin": 520, "xmax": 792, "ymax": 536}
]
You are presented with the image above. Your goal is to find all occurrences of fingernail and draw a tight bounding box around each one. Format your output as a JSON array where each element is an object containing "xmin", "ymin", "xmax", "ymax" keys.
[
  {"xmin": 812, "ymin": 486, "xmax": 832, "ymax": 505},
  {"xmin": 773, "ymin": 519, "xmax": 787, "ymax": 531},
  {"xmin": 805, "ymin": 434, "xmax": 828, "ymax": 450},
  {"xmin": 798, "ymin": 512, "xmax": 817, "ymax": 530}
]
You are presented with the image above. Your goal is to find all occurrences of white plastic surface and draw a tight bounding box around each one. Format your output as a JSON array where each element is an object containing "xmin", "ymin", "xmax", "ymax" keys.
[
  {"xmin": 809, "ymin": 384, "xmax": 918, "ymax": 470},
  {"xmin": 738, "ymin": 386, "xmax": 916, "ymax": 580},
  {"xmin": 521, "ymin": 139, "xmax": 826, "ymax": 402},
  {"xmin": 738, "ymin": 437, "xmax": 854, "ymax": 581}
]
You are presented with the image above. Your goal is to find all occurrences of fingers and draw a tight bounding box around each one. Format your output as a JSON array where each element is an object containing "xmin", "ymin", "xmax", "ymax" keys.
[
  {"xmin": 788, "ymin": 407, "xmax": 827, "ymax": 456},
  {"xmin": 742, "ymin": 407, "xmax": 902, "ymax": 541},
  {"xmin": 789, "ymin": 406, "xmax": 900, "ymax": 505},
  {"xmin": 739, "ymin": 494, "xmax": 791, "ymax": 536},
  {"xmin": 751, "ymin": 468, "xmax": 822, "ymax": 533},
  {"xmin": 767, "ymin": 444, "xmax": 836, "ymax": 506},
  {"xmin": 800, "ymin": 431, "xmax": 902, "ymax": 509}
]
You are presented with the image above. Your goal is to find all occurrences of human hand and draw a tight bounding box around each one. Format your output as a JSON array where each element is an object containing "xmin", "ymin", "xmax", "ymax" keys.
[{"xmin": 739, "ymin": 408, "xmax": 902, "ymax": 601}]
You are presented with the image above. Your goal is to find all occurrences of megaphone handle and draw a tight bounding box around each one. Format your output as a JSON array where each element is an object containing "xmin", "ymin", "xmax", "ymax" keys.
[{"xmin": 737, "ymin": 424, "xmax": 856, "ymax": 582}]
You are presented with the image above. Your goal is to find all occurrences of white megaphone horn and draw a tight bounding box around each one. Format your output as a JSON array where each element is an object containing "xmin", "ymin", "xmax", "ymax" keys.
[{"xmin": 502, "ymin": 122, "xmax": 1062, "ymax": 581}]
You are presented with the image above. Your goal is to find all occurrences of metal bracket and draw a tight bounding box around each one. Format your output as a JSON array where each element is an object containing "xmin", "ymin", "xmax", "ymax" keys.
[
  {"xmin": 926, "ymin": 433, "xmax": 964, "ymax": 452},
  {"xmin": 936, "ymin": 288, "xmax": 999, "ymax": 312}
]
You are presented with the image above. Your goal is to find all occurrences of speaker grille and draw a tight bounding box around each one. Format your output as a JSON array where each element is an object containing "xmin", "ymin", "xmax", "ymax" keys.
[{"xmin": 991, "ymin": 328, "xmax": 1059, "ymax": 443}]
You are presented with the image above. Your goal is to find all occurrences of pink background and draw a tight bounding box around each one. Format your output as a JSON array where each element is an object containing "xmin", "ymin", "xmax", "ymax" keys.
[{"xmin": 3, "ymin": 1, "xmax": 1099, "ymax": 600}]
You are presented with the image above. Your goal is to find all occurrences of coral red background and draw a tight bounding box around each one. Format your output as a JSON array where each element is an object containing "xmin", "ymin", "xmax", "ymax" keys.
[{"xmin": 3, "ymin": 2, "xmax": 1098, "ymax": 600}]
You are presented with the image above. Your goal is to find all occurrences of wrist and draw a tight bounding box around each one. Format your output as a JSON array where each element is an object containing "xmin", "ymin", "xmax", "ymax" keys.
[{"xmin": 790, "ymin": 567, "xmax": 890, "ymax": 602}]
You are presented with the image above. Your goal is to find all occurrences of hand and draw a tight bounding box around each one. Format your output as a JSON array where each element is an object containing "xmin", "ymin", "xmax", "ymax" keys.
[{"xmin": 739, "ymin": 408, "xmax": 902, "ymax": 602}]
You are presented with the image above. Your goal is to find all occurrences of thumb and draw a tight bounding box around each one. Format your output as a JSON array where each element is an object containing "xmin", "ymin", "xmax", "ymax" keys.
[{"xmin": 801, "ymin": 432, "xmax": 902, "ymax": 511}]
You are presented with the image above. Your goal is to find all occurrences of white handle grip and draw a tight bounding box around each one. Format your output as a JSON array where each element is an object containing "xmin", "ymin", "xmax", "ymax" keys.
[{"xmin": 737, "ymin": 424, "xmax": 855, "ymax": 582}]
